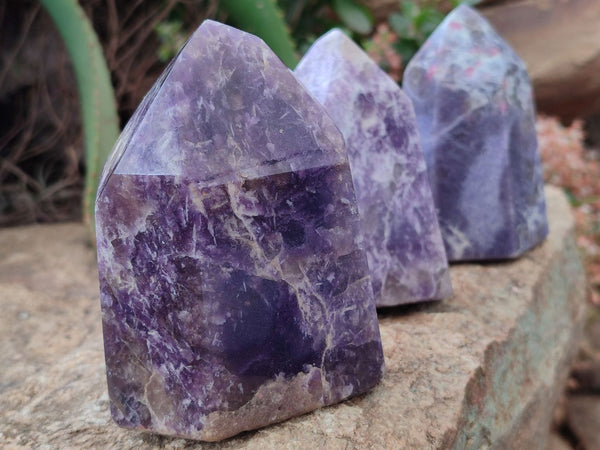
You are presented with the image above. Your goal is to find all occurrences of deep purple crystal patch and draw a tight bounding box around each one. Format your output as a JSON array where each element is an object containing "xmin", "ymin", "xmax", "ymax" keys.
[
  {"xmin": 95, "ymin": 21, "xmax": 383, "ymax": 441},
  {"xmin": 403, "ymin": 6, "xmax": 548, "ymax": 261},
  {"xmin": 295, "ymin": 30, "xmax": 452, "ymax": 306}
]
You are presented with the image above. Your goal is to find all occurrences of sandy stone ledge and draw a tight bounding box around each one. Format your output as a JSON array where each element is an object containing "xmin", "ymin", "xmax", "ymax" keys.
[{"xmin": 0, "ymin": 186, "xmax": 586, "ymax": 449}]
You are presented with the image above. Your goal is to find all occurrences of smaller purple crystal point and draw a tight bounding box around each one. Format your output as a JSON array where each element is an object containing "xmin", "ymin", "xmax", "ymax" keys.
[
  {"xmin": 295, "ymin": 29, "xmax": 452, "ymax": 306},
  {"xmin": 95, "ymin": 20, "xmax": 383, "ymax": 441},
  {"xmin": 403, "ymin": 6, "xmax": 548, "ymax": 261}
]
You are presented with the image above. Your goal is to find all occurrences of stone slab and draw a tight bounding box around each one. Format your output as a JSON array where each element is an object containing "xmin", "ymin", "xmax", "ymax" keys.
[{"xmin": 0, "ymin": 186, "xmax": 586, "ymax": 448}]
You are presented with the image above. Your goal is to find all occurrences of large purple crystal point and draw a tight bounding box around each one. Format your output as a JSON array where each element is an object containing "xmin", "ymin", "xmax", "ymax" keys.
[
  {"xmin": 295, "ymin": 29, "xmax": 452, "ymax": 307},
  {"xmin": 95, "ymin": 20, "xmax": 383, "ymax": 441},
  {"xmin": 403, "ymin": 5, "xmax": 548, "ymax": 261}
]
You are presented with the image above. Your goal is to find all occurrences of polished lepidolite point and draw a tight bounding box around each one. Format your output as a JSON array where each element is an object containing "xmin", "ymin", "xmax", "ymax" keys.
[
  {"xmin": 95, "ymin": 20, "xmax": 384, "ymax": 441},
  {"xmin": 295, "ymin": 29, "xmax": 452, "ymax": 307},
  {"xmin": 403, "ymin": 5, "xmax": 548, "ymax": 261}
]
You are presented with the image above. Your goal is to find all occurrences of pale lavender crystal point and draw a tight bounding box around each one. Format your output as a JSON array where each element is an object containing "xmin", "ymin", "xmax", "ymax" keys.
[
  {"xmin": 295, "ymin": 30, "xmax": 452, "ymax": 307},
  {"xmin": 95, "ymin": 20, "xmax": 383, "ymax": 442},
  {"xmin": 403, "ymin": 6, "xmax": 548, "ymax": 261}
]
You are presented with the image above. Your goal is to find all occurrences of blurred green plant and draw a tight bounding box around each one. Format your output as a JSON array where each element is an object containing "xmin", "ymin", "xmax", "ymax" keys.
[
  {"xmin": 220, "ymin": 0, "xmax": 299, "ymax": 67},
  {"xmin": 154, "ymin": 1, "xmax": 301, "ymax": 66},
  {"xmin": 155, "ymin": 19, "xmax": 188, "ymax": 62},
  {"xmin": 332, "ymin": 0, "xmax": 373, "ymax": 35},
  {"xmin": 155, "ymin": 1, "xmax": 376, "ymax": 69},
  {"xmin": 155, "ymin": 1, "xmax": 305, "ymax": 67},
  {"xmin": 40, "ymin": 0, "xmax": 120, "ymax": 236},
  {"xmin": 277, "ymin": 0, "xmax": 375, "ymax": 55},
  {"xmin": 388, "ymin": 0, "xmax": 479, "ymax": 64}
]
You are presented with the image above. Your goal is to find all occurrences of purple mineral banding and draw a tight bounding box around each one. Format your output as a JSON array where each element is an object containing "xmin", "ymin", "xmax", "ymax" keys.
[
  {"xmin": 403, "ymin": 5, "xmax": 548, "ymax": 261},
  {"xmin": 295, "ymin": 29, "xmax": 452, "ymax": 307},
  {"xmin": 95, "ymin": 20, "xmax": 383, "ymax": 441}
]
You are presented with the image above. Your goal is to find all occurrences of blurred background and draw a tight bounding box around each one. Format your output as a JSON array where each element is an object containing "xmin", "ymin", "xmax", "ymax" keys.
[{"xmin": 1, "ymin": 0, "xmax": 599, "ymax": 447}]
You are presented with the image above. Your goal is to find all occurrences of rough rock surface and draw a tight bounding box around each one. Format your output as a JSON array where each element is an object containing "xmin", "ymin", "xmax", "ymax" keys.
[
  {"xmin": 567, "ymin": 395, "xmax": 600, "ymax": 450},
  {"xmin": 0, "ymin": 186, "xmax": 586, "ymax": 448},
  {"xmin": 547, "ymin": 433, "xmax": 573, "ymax": 450},
  {"xmin": 96, "ymin": 20, "xmax": 383, "ymax": 441},
  {"xmin": 480, "ymin": 0, "xmax": 600, "ymax": 120},
  {"xmin": 403, "ymin": 5, "xmax": 548, "ymax": 261},
  {"xmin": 295, "ymin": 29, "xmax": 451, "ymax": 307}
]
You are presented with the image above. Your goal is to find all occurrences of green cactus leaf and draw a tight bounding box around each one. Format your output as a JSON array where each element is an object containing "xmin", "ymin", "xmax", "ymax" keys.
[
  {"xmin": 220, "ymin": 0, "xmax": 299, "ymax": 68},
  {"xmin": 40, "ymin": 0, "xmax": 120, "ymax": 237}
]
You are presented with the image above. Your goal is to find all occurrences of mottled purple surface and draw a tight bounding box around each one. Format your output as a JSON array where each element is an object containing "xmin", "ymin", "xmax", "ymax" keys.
[
  {"xmin": 95, "ymin": 20, "xmax": 383, "ymax": 442},
  {"xmin": 295, "ymin": 30, "xmax": 451, "ymax": 307},
  {"xmin": 403, "ymin": 6, "xmax": 548, "ymax": 261}
]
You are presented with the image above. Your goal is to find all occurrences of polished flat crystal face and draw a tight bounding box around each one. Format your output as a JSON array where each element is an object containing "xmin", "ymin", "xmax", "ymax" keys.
[
  {"xmin": 296, "ymin": 29, "xmax": 452, "ymax": 306},
  {"xmin": 95, "ymin": 20, "xmax": 383, "ymax": 442},
  {"xmin": 403, "ymin": 5, "xmax": 548, "ymax": 261}
]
